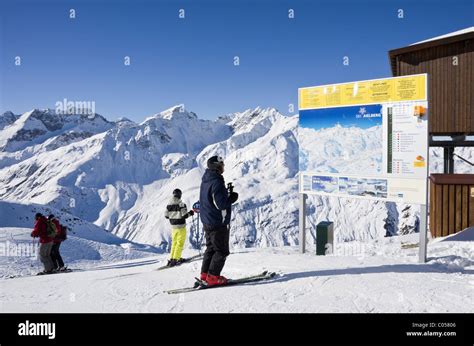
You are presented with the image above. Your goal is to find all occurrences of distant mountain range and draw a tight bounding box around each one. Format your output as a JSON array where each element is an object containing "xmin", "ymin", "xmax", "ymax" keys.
[{"xmin": 0, "ymin": 106, "xmax": 472, "ymax": 250}]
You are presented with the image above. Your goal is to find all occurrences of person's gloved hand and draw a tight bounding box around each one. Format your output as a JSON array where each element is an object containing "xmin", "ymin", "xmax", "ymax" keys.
[
  {"xmin": 188, "ymin": 210, "xmax": 195, "ymax": 216},
  {"xmin": 30, "ymin": 232, "xmax": 35, "ymax": 238},
  {"xmin": 229, "ymin": 192, "xmax": 239, "ymax": 203}
]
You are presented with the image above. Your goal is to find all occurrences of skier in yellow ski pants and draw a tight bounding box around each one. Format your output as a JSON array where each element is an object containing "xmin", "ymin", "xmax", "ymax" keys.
[
  {"xmin": 170, "ymin": 226, "xmax": 186, "ymax": 260},
  {"xmin": 164, "ymin": 189, "xmax": 194, "ymax": 267}
]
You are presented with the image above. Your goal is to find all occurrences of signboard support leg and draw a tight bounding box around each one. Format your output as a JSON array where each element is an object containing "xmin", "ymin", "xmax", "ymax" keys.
[
  {"xmin": 299, "ymin": 193, "xmax": 307, "ymax": 254},
  {"xmin": 418, "ymin": 204, "xmax": 428, "ymax": 263}
]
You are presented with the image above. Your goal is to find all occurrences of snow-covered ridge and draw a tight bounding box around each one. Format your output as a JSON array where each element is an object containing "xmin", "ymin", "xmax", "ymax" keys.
[{"xmin": 0, "ymin": 108, "xmax": 113, "ymax": 152}]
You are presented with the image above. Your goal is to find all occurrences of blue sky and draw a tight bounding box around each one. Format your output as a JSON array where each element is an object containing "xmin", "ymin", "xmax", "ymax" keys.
[
  {"xmin": 0, "ymin": 0, "xmax": 472, "ymax": 121},
  {"xmin": 300, "ymin": 104, "xmax": 382, "ymax": 130}
]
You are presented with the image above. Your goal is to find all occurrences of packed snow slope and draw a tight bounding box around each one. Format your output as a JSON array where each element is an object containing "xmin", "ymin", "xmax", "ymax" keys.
[
  {"xmin": 1, "ymin": 229, "xmax": 472, "ymax": 313},
  {"xmin": 0, "ymin": 106, "xmax": 473, "ymax": 250}
]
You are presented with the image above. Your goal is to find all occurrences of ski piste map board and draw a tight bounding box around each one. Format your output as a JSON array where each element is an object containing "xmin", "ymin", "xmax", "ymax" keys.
[{"xmin": 298, "ymin": 74, "xmax": 428, "ymax": 204}]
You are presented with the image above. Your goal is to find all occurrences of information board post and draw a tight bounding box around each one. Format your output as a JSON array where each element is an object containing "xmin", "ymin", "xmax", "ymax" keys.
[
  {"xmin": 299, "ymin": 193, "xmax": 307, "ymax": 254},
  {"xmin": 418, "ymin": 92, "xmax": 430, "ymax": 264},
  {"xmin": 418, "ymin": 204, "xmax": 428, "ymax": 263},
  {"xmin": 418, "ymin": 125, "xmax": 429, "ymax": 264}
]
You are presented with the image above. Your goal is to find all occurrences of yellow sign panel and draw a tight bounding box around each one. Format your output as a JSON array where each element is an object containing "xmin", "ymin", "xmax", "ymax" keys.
[{"xmin": 299, "ymin": 74, "xmax": 427, "ymax": 110}]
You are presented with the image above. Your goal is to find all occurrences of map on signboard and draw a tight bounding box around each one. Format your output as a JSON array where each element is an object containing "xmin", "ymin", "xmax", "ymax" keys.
[
  {"xmin": 299, "ymin": 104, "xmax": 383, "ymax": 175},
  {"xmin": 298, "ymin": 74, "xmax": 428, "ymax": 204}
]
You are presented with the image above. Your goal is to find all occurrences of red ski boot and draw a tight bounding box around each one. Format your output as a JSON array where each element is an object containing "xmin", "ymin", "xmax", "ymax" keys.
[
  {"xmin": 206, "ymin": 274, "xmax": 228, "ymax": 286},
  {"xmin": 200, "ymin": 272, "xmax": 208, "ymax": 281}
]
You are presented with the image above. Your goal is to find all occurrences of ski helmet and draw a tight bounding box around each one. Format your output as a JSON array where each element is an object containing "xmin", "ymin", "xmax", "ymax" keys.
[
  {"xmin": 173, "ymin": 189, "xmax": 182, "ymax": 199},
  {"xmin": 207, "ymin": 155, "xmax": 225, "ymax": 173},
  {"xmin": 35, "ymin": 212, "xmax": 43, "ymax": 219}
]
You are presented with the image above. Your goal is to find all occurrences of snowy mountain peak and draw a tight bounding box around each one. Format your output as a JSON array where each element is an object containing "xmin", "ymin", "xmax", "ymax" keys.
[
  {"xmin": 217, "ymin": 106, "xmax": 281, "ymax": 126},
  {"xmin": 1, "ymin": 111, "xmax": 15, "ymax": 118},
  {"xmin": 0, "ymin": 111, "xmax": 19, "ymax": 131},
  {"xmin": 226, "ymin": 106, "xmax": 283, "ymax": 133},
  {"xmin": 22, "ymin": 108, "xmax": 110, "ymax": 124},
  {"xmin": 0, "ymin": 107, "xmax": 114, "ymax": 153},
  {"xmin": 115, "ymin": 117, "xmax": 137, "ymax": 128},
  {"xmin": 116, "ymin": 116, "xmax": 134, "ymax": 123},
  {"xmin": 239, "ymin": 106, "xmax": 279, "ymax": 118},
  {"xmin": 153, "ymin": 105, "xmax": 198, "ymax": 121}
]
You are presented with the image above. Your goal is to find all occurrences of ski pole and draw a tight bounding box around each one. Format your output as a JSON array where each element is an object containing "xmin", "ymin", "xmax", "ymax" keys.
[
  {"xmin": 192, "ymin": 214, "xmax": 203, "ymax": 255},
  {"xmin": 198, "ymin": 213, "xmax": 204, "ymax": 254},
  {"xmin": 191, "ymin": 214, "xmax": 196, "ymax": 249},
  {"xmin": 227, "ymin": 182, "xmax": 234, "ymax": 232},
  {"xmin": 31, "ymin": 238, "xmax": 35, "ymax": 268},
  {"xmin": 195, "ymin": 213, "xmax": 202, "ymax": 255}
]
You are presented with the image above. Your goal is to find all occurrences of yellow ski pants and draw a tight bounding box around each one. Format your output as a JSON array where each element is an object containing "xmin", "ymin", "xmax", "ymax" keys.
[{"xmin": 170, "ymin": 227, "xmax": 186, "ymax": 260}]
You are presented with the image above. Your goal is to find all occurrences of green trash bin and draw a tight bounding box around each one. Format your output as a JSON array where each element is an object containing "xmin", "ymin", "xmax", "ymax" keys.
[{"xmin": 316, "ymin": 221, "xmax": 334, "ymax": 255}]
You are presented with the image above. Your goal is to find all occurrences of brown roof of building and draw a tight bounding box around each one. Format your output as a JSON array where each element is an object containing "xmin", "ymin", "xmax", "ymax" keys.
[{"xmin": 388, "ymin": 29, "xmax": 474, "ymax": 75}]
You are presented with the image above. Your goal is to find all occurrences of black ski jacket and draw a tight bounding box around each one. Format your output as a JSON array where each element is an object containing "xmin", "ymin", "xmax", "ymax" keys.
[{"xmin": 199, "ymin": 169, "xmax": 233, "ymax": 226}]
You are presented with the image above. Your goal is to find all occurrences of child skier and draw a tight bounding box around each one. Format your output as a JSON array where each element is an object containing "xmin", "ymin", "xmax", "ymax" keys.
[{"xmin": 164, "ymin": 189, "xmax": 194, "ymax": 267}]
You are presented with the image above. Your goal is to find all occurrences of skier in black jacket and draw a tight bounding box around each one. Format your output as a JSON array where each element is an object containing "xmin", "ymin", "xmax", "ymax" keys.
[{"xmin": 199, "ymin": 155, "xmax": 238, "ymax": 286}]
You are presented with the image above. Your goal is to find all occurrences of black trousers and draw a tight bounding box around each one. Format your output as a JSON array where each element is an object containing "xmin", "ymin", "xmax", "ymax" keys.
[
  {"xmin": 201, "ymin": 224, "xmax": 230, "ymax": 276},
  {"xmin": 51, "ymin": 242, "xmax": 65, "ymax": 269}
]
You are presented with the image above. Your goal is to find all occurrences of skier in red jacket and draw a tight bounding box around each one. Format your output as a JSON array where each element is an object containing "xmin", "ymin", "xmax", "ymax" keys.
[
  {"xmin": 49, "ymin": 214, "xmax": 67, "ymax": 272},
  {"xmin": 31, "ymin": 213, "xmax": 55, "ymax": 274}
]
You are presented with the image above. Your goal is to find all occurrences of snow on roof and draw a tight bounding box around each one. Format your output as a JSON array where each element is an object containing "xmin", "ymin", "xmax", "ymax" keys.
[
  {"xmin": 410, "ymin": 27, "xmax": 474, "ymax": 46},
  {"xmin": 440, "ymin": 226, "xmax": 474, "ymax": 242}
]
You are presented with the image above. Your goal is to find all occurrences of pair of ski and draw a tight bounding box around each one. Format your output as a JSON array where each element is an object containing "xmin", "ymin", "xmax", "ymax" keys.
[
  {"xmin": 37, "ymin": 268, "xmax": 73, "ymax": 275},
  {"xmin": 7, "ymin": 268, "xmax": 73, "ymax": 279},
  {"xmin": 155, "ymin": 253, "xmax": 204, "ymax": 271},
  {"xmin": 165, "ymin": 270, "xmax": 277, "ymax": 294}
]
